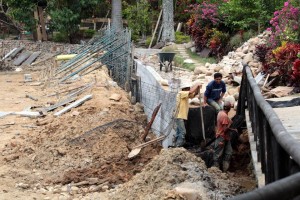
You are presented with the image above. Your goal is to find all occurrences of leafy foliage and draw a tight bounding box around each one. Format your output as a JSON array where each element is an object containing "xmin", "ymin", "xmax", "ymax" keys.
[
  {"xmin": 175, "ymin": 31, "xmax": 190, "ymax": 43},
  {"xmin": 4, "ymin": 0, "xmax": 36, "ymax": 31},
  {"xmin": 187, "ymin": 1, "xmax": 230, "ymax": 58},
  {"xmin": 266, "ymin": 1, "xmax": 300, "ymax": 48},
  {"xmin": 259, "ymin": 42, "xmax": 300, "ymax": 86},
  {"xmin": 220, "ymin": 0, "xmax": 270, "ymax": 31},
  {"xmin": 123, "ymin": 0, "xmax": 151, "ymax": 38},
  {"xmin": 292, "ymin": 59, "xmax": 300, "ymax": 85},
  {"xmin": 254, "ymin": 44, "xmax": 272, "ymax": 63},
  {"xmin": 81, "ymin": 29, "xmax": 96, "ymax": 38},
  {"xmin": 49, "ymin": 7, "xmax": 80, "ymax": 43},
  {"xmin": 52, "ymin": 31, "xmax": 69, "ymax": 43}
]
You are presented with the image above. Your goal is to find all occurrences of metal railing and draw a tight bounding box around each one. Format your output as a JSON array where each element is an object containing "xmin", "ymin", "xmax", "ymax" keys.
[{"xmin": 232, "ymin": 65, "xmax": 300, "ymax": 200}]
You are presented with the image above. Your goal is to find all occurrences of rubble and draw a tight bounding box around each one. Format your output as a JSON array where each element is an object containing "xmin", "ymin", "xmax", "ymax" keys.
[{"xmin": 84, "ymin": 148, "xmax": 245, "ymax": 200}]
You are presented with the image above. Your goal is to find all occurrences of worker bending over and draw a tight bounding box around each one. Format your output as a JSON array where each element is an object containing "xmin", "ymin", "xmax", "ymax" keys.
[{"xmin": 174, "ymin": 82, "xmax": 201, "ymax": 147}]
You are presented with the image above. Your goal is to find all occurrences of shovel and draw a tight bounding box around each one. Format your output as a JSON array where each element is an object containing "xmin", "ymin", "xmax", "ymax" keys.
[
  {"xmin": 199, "ymin": 88, "xmax": 206, "ymax": 148},
  {"xmin": 128, "ymin": 135, "xmax": 166, "ymax": 158}
]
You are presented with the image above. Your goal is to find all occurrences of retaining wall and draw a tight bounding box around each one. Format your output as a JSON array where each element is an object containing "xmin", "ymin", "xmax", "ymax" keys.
[{"xmin": 135, "ymin": 60, "xmax": 177, "ymax": 148}]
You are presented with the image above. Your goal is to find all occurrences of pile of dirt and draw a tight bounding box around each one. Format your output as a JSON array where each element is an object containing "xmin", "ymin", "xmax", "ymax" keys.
[
  {"xmin": 0, "ymin": 67, "xmax": 162, "ymax": 195},
  {"xmin": 85, "ymin": 148, "xmax": 246, "ymax": 200}
]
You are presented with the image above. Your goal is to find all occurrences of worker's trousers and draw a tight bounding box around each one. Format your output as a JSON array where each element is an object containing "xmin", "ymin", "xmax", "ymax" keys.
[
  {"xmin": 175, "ymin": 118, "xmax": 186, "ymax": 147},
  {"xmin": 207, "ymin": 99, "xmax": 223, "ymax": 113},
  {"xmin": 213, "ymin": 136, "xmax": 232, "ymax": 165}
]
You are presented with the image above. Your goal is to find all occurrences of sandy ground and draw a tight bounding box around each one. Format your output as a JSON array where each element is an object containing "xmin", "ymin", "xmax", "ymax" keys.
[{"xmin": 0, "ymin": 66, "xmax": 162, "ymax": 199}]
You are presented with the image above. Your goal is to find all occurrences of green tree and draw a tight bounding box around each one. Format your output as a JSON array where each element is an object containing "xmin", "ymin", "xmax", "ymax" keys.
[
  {"xmin": 123, "ymin": 0, "xmax": 151, "ymax": 39},
  {"xmin": 4, "ymin": 0, "xmax": 36, "ymax": 32},
  {"xmin": 220, "ymin": 0, "xmax": 270, "ymax": 32},
  {"xmin": 48, "ymin": 0, "xmax": 103, "ymax": 43}
]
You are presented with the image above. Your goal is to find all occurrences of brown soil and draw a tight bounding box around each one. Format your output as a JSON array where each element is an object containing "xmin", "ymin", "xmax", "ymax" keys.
[{"xmin": 0, "ymin": 65, "xmax": 162, "ymax": 199}]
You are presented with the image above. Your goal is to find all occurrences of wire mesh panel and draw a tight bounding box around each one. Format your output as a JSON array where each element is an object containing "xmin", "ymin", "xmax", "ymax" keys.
[
  {"xmin": 100, "ymin": 28, "xmax": 132, "ymax": 89},
  {"xmin": 135, "ymin": 60, "xmax": 177, "ymax": 147}
]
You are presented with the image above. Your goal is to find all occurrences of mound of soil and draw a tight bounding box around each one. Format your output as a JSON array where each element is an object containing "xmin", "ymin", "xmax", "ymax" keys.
[
  {"xmin": 85, "ymin": 148, "xmax": 246, "ymax": 200},
  {"xmin": 1, "ymin": 67, "xmax": 161, "ymax": 194}
]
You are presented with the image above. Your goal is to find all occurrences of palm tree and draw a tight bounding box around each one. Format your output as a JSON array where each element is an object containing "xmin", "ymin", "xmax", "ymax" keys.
[
  {"xmin": 161, "ymin": 0, "xmax": 175, "ymax": 43},
  {"xmin": 111, "ymin": 0, "xmax": 123, "ymax": 32}
]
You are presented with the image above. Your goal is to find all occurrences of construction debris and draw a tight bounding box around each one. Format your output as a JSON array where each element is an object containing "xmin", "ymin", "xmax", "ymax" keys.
[
  {"xmin": 109, "ymin": 93, "xmax": 122, "ymax": 101},
  {"xmin": 54, "ymin": 94, "xmax": 93, "ymax": 116},
  {"xmin": 25, "ymin": 94, "xmax": 38, "ymax": 101}
]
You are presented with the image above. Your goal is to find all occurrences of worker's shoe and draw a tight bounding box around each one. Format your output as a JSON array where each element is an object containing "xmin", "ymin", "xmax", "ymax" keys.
[{"xmin": 222, "ymin": 161, "xmax": 230, "ymax": 172}]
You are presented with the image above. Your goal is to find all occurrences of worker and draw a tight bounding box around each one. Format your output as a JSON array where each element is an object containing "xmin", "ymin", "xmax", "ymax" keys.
[
  {"xmin": 174, "ymin": 82, "xmax": 201, "ymax": 147},
  {"xmin": 212, "ymin": 101, "xmax": 236, "ymax": 172},
  {"xmin": 203, "ymin": 72, "xmax": 226, "ymax": 113}
]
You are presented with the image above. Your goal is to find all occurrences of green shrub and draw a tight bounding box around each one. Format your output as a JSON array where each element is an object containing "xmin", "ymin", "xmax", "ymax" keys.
[
  {"xmin": 175, "ymin": 31, "xmax": 190, "ymax": 44},
  {"xmin": 229, "ymin": 34, "xmax": 243, "ymax": 49},
  {"xmin": 52, "ymin": 32, "xmax": 68, "ymax": 43},
  {"xmin": 162, "ymin": 45, "xmax": 176, "ymax": 52},
  {"xmin": 81, "ymin": 29, "xmax": 96, "ymax": 38},
  {"xmin": 243, "ymin": 30, "xmax": 256, "ymax": 41},
  {"xmin": 145, "ymin": 36, "xmax": 157, "ymax": 47},
  {"xmin": 131, "ymin": 34, "xmax": 140, "ymax": 42}
]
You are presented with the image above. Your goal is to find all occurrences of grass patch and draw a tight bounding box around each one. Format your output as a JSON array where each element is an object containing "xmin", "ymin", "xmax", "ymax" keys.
[
  {"xmin": 175, "ymin": 31, "xmax": 190, "ymax": 44},
  {"xmin": 161, "ymin": 44, "xmax": 216, "ymax": 71},
  {"xmin": 174, "ymin": 55, "xmax": 195, "ymax": 71},
  {"xmin": 186, "ymin": 49, "xmax": 217, "ymax": 64}
]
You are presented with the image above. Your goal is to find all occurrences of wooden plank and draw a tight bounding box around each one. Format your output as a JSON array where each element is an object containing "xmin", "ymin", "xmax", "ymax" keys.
[
  {"xmin": 54, "ymin": 95, "xmax": 92, "ymax": 116},
  {"xmin": 81, "ymin": 18, "xmax": 127, "ymax": 24},
  {"xmin": 23, "ymin": 51, "xmax": 41, "ymax": 65},
  {"xmin": 13, "ymin": 51, "xmax": 32, "ymax": 66},
  {"xmin": 9, "ymin": 47, "xmax": 24, "ymax": 58}
]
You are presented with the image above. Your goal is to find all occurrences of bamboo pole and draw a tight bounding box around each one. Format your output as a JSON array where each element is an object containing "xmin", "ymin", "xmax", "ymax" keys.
[{"xmin": 148, "ymin": 10, "xmax": 162, "ymax": 49}]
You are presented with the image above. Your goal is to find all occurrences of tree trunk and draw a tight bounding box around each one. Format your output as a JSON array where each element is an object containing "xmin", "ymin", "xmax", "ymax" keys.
[
  {"xmin": 161, "ymin": 0, "xmax": 175, "ymax": 43},
  {"xmin": 111, "ymin": 0, "xmax": 123, "ymax": 32}
]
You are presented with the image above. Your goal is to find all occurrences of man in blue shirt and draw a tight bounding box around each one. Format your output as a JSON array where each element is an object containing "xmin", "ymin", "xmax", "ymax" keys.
[{"xmin": 203, "ymin": 72, "xmax": 226, "ymax": 113}]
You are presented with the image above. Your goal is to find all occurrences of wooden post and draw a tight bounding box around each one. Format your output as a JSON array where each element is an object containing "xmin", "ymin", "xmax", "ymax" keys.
[
  {"xmin": 148, "ymin": 10, "xmax": 162, "ymax": 49},
  {"xmin": 176, "ymin": 22, "xmax": 183, "ymax": 32},
  {"xmin": 38, "ymin": 6, "xmax": 47, "ymax": 41},
  {"xmin": 34, "ymin": 7, "xmax": 42, "ymax": 41},
  {"xmin": 93, "ymin": 19, "xmax": 96, "ymax": 30}
]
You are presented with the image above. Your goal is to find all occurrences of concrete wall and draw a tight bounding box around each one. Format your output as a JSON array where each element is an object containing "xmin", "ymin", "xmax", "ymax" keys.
[{"xmin": 135, "ymin": 60, "xmax": 177, "ymax": 148}]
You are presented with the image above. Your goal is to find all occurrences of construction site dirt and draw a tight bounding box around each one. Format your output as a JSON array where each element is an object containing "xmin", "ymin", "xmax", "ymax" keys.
[{"xmin": 0, "ymin": 52, "xmax": 256, "ymax": 199}]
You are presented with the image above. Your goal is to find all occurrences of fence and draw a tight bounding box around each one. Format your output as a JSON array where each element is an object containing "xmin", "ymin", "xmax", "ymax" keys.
[
  {"xmin": 100, "ymin": 28, "xmax": 132, "ymax": 89},
  {"xmin": 232, "ymin": 65, "xmax": 300, "ymax": 200},
  {"xmin": 133, "ymin": 60, "xmax": 177, "ymax": 147}
]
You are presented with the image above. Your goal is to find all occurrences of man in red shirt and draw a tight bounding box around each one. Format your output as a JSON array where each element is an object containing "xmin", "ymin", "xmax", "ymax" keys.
[{"xmin": 213, "ymin": 101, "xmax": 235, "ymax": 172}]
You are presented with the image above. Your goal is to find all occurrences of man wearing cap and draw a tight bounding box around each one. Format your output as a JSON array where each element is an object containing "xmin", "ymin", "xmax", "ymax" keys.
[
  {"xmin": 174, "ymin": 82, "xmax": 201, "ymax": 147},
  {"xmin": 203, "ymin": 72, "xmax": 226, "ymax": 113},
  {"xmin": 213, "ymin": 101, "xmax": 235, "ymax": 172}
]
